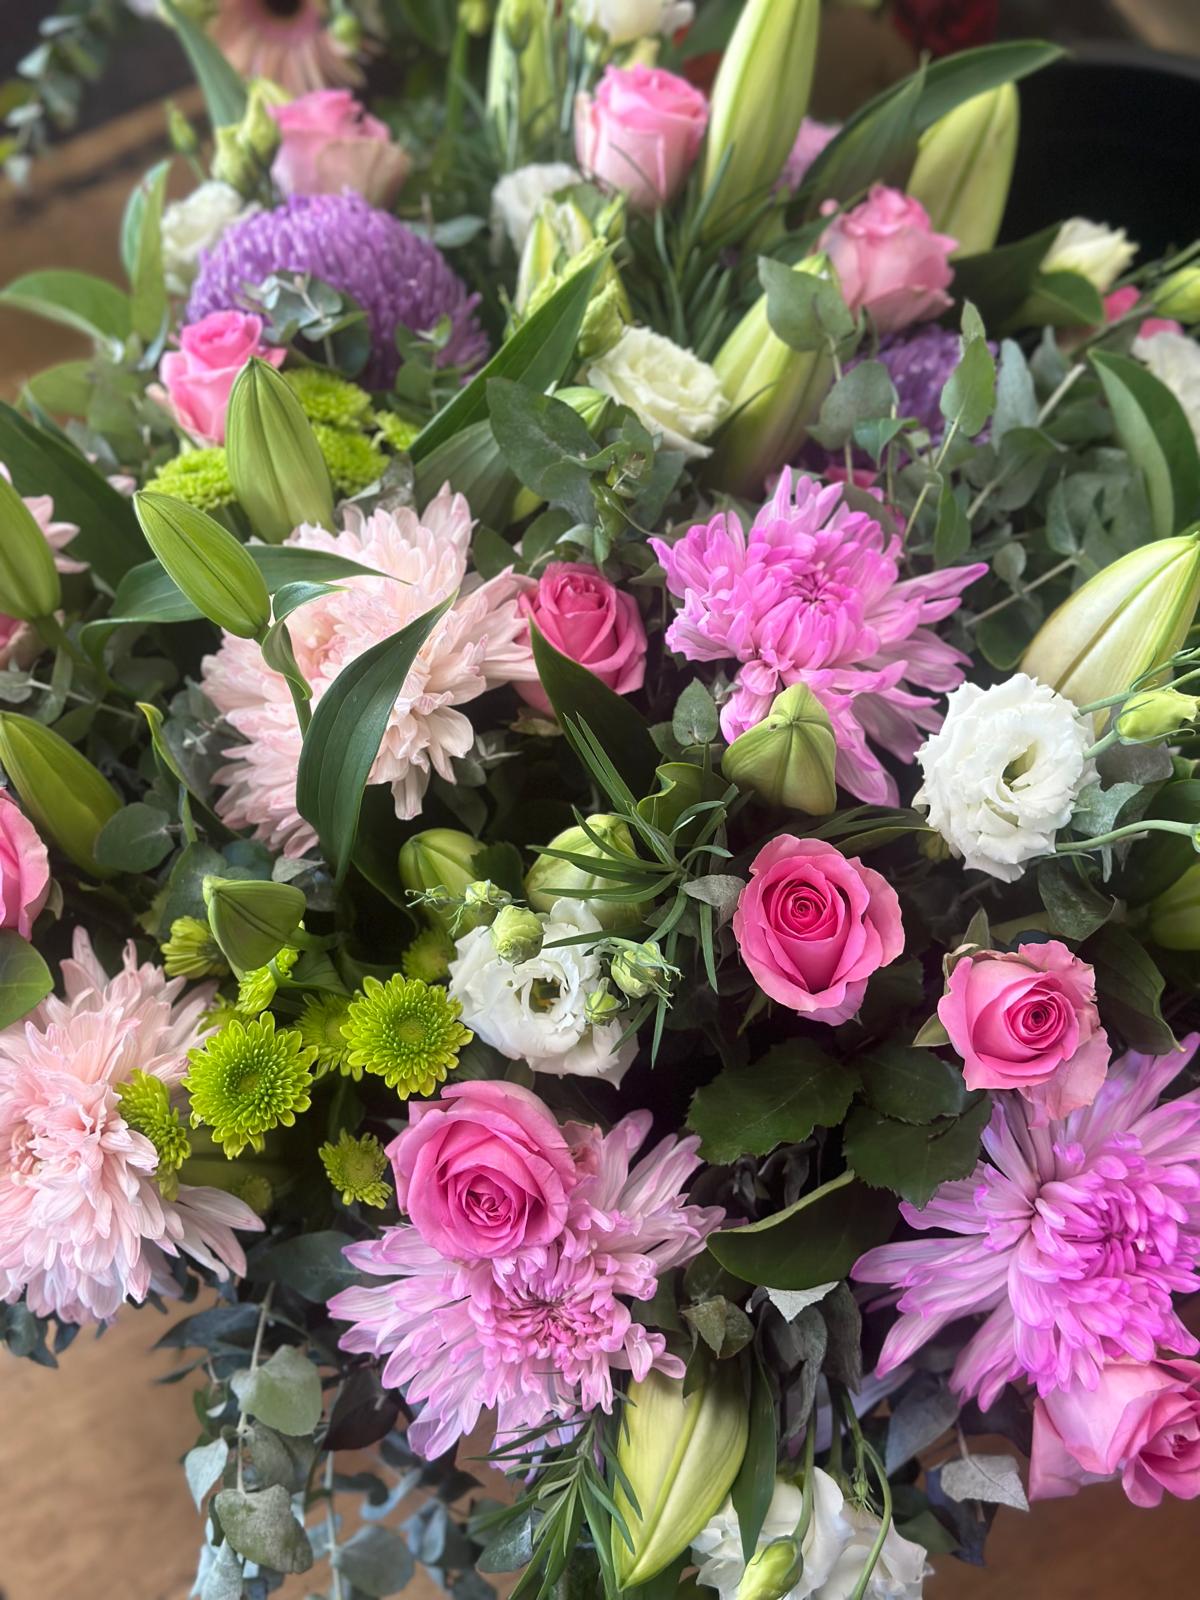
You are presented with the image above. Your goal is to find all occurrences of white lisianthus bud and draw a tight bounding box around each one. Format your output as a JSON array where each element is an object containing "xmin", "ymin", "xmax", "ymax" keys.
[
  {"xmin": 1118, "ymin": 687, "xmax": 1200, "ymax": 742},
  {"xmin": 489, "ymin": 905, "xmax": 544, "ymax": 963},
  {"xmin": 691, "ymin": 1473, "xmax": 854, "ymax": 1600},
  {"xmin": 161, "ymin": 181, "xmax": 258, "ymax": 296},
  {"xmin": 1041, "ymin": 217, "xmax": 1137, "ymax": 293},
  {"xmin": 573, "ymin": 0, "xmax": 694, "ymax": 46},
  {"xmin": 490, "ymin": 162, "xmax": 581, "ymax": 255},
  {"xmin": 588, "ymin": 326, "xmax": 728, "ymax": 459},
  {"xmin": 1132, "ymin": 330, "xmax": 1200, "ymax": 449}
]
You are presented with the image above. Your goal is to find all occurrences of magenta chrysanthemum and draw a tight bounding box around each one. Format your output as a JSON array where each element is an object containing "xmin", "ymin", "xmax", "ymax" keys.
[
  {"xmin": 854, "ymin": 1035, "xmax": 1200, "ymax": 1407},
  {"xmin": 328, "ymin": 1109, "xmax": 723, "ymax": 1457},
  {"xmin": 186, "ymin": 193, "xmax": 488, "ymax": 387},
  {"xmin": 651, "ymin": 470, "xmax": 986, "ymax": 804},
  {"xmin": 0, "ymin": 930, "xmax": 262, "ymax": 1325}
]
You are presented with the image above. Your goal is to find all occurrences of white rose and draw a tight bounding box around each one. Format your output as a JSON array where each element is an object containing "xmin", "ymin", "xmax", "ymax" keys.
[
  {"xmin": 573, "ymin": 0, "xmax": 695, "ymax": 46},
  {"xmin": 161, "ymin": 181, "xmax": 258, "ymax": 296},
  {"xmin": 588, "ymin": 326, "xmax": 728, "ymax": 459},
  {"xmin": 692, "ymin": 1473, "xmax": 850, "ymax": 1600},
  {"xmin": 1132, "ymin": 329, "xmax": 1200, "ymax": 448},
  {"xmin": 1041, "ymin": 217, "xmax": 1137, "ymax": 293},
  {"xmin": 813, "ymin": 1507, "xmax": 928, "ymax": 1600},
  {"xmin": 914, "ymin": 674, "xmax": 1095, "ymax": 883},
  {"xmin": 448, "ymin": 897, "xmax": 636, "ymax": 1084},
  {"xmin": 491, "ymin": 163, "xmax": 582, "ymax": 256}
]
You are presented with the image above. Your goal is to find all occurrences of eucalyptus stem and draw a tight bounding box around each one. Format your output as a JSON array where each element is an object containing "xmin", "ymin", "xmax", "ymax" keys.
[
  {"xmin": 325, "ymin": 1450, "xmax": 344, "ymax": 1600},
  {"xmin": 967, "ymin": 557, "xmax": 1074, "ymax": 628},
  {"xmin": 235, "ymin": 1285, "xmax": 274, "ymax": 1494}
]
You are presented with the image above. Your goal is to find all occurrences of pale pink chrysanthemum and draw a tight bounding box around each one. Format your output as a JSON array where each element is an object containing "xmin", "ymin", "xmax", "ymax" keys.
[
  {"xmin": 0, "ymin": 930, "xmax": 261, "ymax": 1325},
  {"xmin": 201, "ymin": 487, "xmax": 536, "ymax": 857},
  {"xmin": 651, "ymin": 470, "xmax": 985, "ymax": 804},
  {"xmin": 854, "ymin": 1035, "xmax": 1200, "ymax": 1408},
  {"xmin": 328, "ymin": 1110, "xmax": 723, "ymax": 1458},
  {"xmin": 210, "ymin": 0, "xmax": 363, "ymax": 95},
  {"xmin": 0, "ymin": 465, "xmax": 86, "ymax": 669}
]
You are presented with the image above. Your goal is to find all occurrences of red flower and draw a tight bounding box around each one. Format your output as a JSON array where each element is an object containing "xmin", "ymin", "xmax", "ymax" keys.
[{"xmin": 891, "ymin": 0, "xmax": 999, "ymax": 57}]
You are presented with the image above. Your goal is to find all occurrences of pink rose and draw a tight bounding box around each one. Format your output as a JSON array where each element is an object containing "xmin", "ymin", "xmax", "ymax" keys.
[
  {"xmin": 938, "ymin": 940, "xmax": 1109, "ymax": 1123},
  {"xmin": 519, "ymin": 561, "xmax": 647, "ymax": 716},
  {"xmin": 159, "ymin": 311, "xmax": 285, "ymax": 446},
  {"xmin": 1103, "ymin": 284, "xmax": 1182, "ymax": 342},
  {"xmin": 732, "ymin": 836, "xmax": 904, "ymax": 1024},
  {"xmin": 1031, "ymin": 1359, "xmax": 1200, "ymax": 1508},
  {"xmin": 780, "ymin": 117, "xmax": 839, "ymax": 192},
  {"xmin": 389, "ymin": 1080, "xmax": 578, "ymax": 1261},
  {"xmin": 819, "ymin": 184, "xmax": 956, "ymax": 334},
  {"xmin": 574, "ymin": 64, "xmax": 708, "ymax": 212},
  {"xmin": 0, "ymin": 791, "xmax": 50, "ymax": 940},
  {"xmin": 270, "ymin": 89, "xmax": 410, "ymax": 209}
]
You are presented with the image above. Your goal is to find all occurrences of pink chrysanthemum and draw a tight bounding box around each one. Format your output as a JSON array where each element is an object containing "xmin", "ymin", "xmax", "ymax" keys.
[
  {"xmin": 651, "ymin": 471, "xmax": 985, "ymax": 804},
  {"xmin": 854, "ymin": 1036, "xmax": 1200, "ymax": 1407},
  {"xmin": 211, "ymin": 0, "xmax": 363, "ymax": 95},
  {"xmin": 0, "ymin": 930, "xmax": 261, "ymax": 1325},
  {"xmin": 328, "ymin": 1110, "xmax": 723, "ymax": 1457},
  {"xmin": 201, "ymin": 487, "xmax": 535, "ymax": 856}
]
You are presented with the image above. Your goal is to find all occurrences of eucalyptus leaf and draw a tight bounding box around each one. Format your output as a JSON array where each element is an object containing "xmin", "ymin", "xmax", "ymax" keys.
[
  {"xmin": 0, "ymin": 931, "xmax": 53, "ymax": 1030},
  {"xmin": 248, "ymin": 1230, "xmax": 360, "ymax": 1301},
  {"xmin": 93, "ymin": 802, "xmax": 174, "ymax": 873},
  {"xmin": 231, "ymin": 1344, "xmax": 322, "ymax": 1437},
  {"xmin": 809, "ymin": 362, "xmax": 897, "ymax": 452},
  {"xmin": 214, "ymin": 1485, "xmax": 313, "ymax": 1573},
  {"xmin": 940, "ymin": 1453, "xmax": 1029, "ymax": 1512},
  {"xmin": 758, "ymin": 257, "xmax": 853, "ymax": 352},
  {"xmin": 672, "ymin": 680, "xmax": 719, "ymax": 747},
  {"xmin": 184, "ymin": 1438, "xmax": 229, "ymax": 1510},
  {"xmin": 337, "ymin": 1526, "xmax": 417, "ymax": 1598}
]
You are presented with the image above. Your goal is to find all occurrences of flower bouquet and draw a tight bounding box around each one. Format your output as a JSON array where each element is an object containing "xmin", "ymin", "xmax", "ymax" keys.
[{"xmin": 4, "ymin": 2, "xmax": 1200, "ymax": 1597}]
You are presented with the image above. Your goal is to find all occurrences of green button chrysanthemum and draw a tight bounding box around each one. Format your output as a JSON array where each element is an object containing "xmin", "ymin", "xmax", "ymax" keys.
[
  {"xmin": 341, "ymin": 975, "xmax": 472, "ymax": 1098},
  {"xmin": 319, "ymin": 1129, "xmax": 392, "ymax": 1208},
  {"xmin": 297, "ymin": 992, "xmax": 353, "ymax": 1077},
  {"xmin": 313, "ymin": 423, "xmax": 386, "ymax": 495},
  {"xmin": 184, "ymin": 1014, "xmax": 317, "ymax": 1157},
  {"xmin": 372, "ymin": 410, "xmax": 421, "ymax": 454},
  {"xmin": 285, "ymin": 367, "xmax": 374, "ymax": 428},
  {"xmin": 117, "ymin": 1070, "xmax": 191, "ymax": 1198},
  {"xmin": 145, "ymin": 447, "xmax": 236, "ymax": 511},
  {"xmin": 161, "ymin": 915, "xmax": 228, "ymax": 980},
  {"xmin": 400, "ymin": 927, "xmax": 454, "ymax": 985}
]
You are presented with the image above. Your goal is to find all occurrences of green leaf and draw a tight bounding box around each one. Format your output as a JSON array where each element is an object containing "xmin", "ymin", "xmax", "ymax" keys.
[
  {"xmin": 271, "ymin": 581, "xmax": 339, "ymax": 621},
  {"xmin": 689, "ymin": 1043, "xmax": 855, "ymax": 1163},
  {"xmin": 231, "ymin": 1345, "xmax": 322, "ymax": 1437},
  {"xmin": 336, "ymin": 1527, "xmax": 417, "ymax": 1598},
  {"xmin": 730, "ymin": 1355, "xmax": 777, "ymax": 1563},
  {"xmin": 708, "ymin": 1172, "xmax": 896, "ymax": 1290},
  {"xmin": 213, "ymin": 1485, "xmax": 313, "ymax": 1574},
  {"xmin": 22, "ymin": 360, "xmax": 95, "ymax": 417},
  {"xmin": 672, "ymin": 679, "xmax": 719, "ymax": 748},
  {"xmin": 1092, "ymin": 350, "xmax": 1200, "ymax": 537},
  {"xmin": 412, "ymin": 418, "xmax": 517, "ymax": 528},
  {"xmin": 809, "ymin": 362, "xmax": 897, "ymax": 452},
  {"xmin": 184, "ymin": 1438, "xmax": 228, "ymax": 1510},
  {"xmin": 1017, "ymin": 269, "xmax": 1105, "ymax": 329},
  {"xmin": 680, "ymin": 1296, "xmax": 754, "ymax": 1359},
  {"xmin": 940, "ymin": 334, "xmax": 996, "ymax": 440},
  {"xmin": 844, "ymin": 1096, "xmax": 992, "ymax": 1208},
  {"xmin": 0, "ymin": 931, "xmax": 52, "ymax": 1029},
  {"xmin": 487, "ymin": 378, "xmax": 598, "ymax": 524},
  {"xmin": 247, "ymin": 1230, "xmax": 359, "ymax": 1301},
  {"xmin": 161, "ymin": 0, "xmax": 247, "ymax": 127},
  {"xmin": 1036, "ymin": 858, "xmax": 1114, "ymax": 941},
  {"xmin": 1084, "ymin": 924, "xmax": 1177, "ymax": 1053},
  {"xmin": 296, "ymin": 598, "xmax": 453, "ymax": 884},
  {"xmin": 856, "ymin": 1044, "xmax": 969, "ymax": 1125},
  {"xmin": 758, "ymin": 257, "xmax": 853, "ymax": 352},
  {"xmin": 127, "ymin": 159, "xmax": 170, "ymax": 343},
  {"xmin": 93, "ymin": 803, "xmax": 174, "ymax": 873},
  {"xmin": 951, "ymin": 226, "xmax": 1060, "ymax": 327},
  {"xmin": 199, "ymin": 1540, "xmax": 244, "ymax": 1600},
  {"xmin": 0, "ymin": 270, "xmax": 130, "ymax": 346},
  {"xmin": 992, "ymin": 339, "xmax": 1039, "ymax": 444},
  {"xmin": 530, "ymin": 623, "xmax": 659, "ymax": 799},
  {"xmin": 933, "ymin": 479, "xmax": 970, "ymax": 566}
]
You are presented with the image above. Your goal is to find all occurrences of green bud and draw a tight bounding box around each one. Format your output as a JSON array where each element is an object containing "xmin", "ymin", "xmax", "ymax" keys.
[
  {"xmin": 613, "ymin": 1366, "xmax": 749, "ymax": 1588},
  {"xmin": 328, "ymin": 12, "xmax": 362, "ymax": 50},
  {"xmin": 1118, "ymin": 687, "xmax": 1200, "ymax": 742},
  {"xmin": 0, "ymin": 470, "xmax": 61, "ymax": 622},
  {"xmin": 516, "ymin": 199, "xmax": 595, "ymax": 315},
  {"xmin": 202, "ymin": 876, "xmax": 306, "ymax": 973},
  {"xmin": 167, "ymin": 101, "xmax": 200, "ymax": 158},
  {"xmin": 736, "ymin": 1538, "xmax": 805, "ymax": 1600},
  {"xmin": 464, "ymin": 879, "xmax": 513, "ymax": 923},
  {"xmin": 557, "ymin": 386, "xmax": 612, "ymax": 434},
  {"xmin": 610, "ymin": 940, "xmax": 675, "ymax": 1001},
  {"xmin": 210, "ymin": 125, "xmax": 260, "ymax": 197},
  {"xmin": 906, "ymin": 84, "xmax": 1019, "ymax": 258},
  {"xmin": 241, "ymin": 80, "xmax": 285, "ymax": 164},
  {"xmin": 1147, "ymin": 862, "xmax": 1200, "ymax": 949},
  {"xmin": 722, "ymin": 682, "xmax": 837, "ymax": 814},
  {"xmin": 134, "ymin": 491, "xmax": 271, "ymax": 639},
  {"xmin": 399, "ymin": 828, "xmax": 481, "ymax": 931},
  {"xmin": 487, "ymin": 0, "xmax": 555, "ymax": 156},
  {"xmin": 226, "ymin": 358, "xmax": 336, "ymax": 544},
  {"xmin": 1154, "ymin": 266, "xmax": 1200, "ymax": 325},
  {"xmin": 459, "ymin": 0, "xmax": 493, "ymax": 36},
  {"xmin": 490, "ymin": 904, "xmax": 544, "ymax": 963},
  {"xmin": 525, "ymin": 814, "xmax": 647, "ymax": 932},
  {"xmin": 0, "ymin": 712, "xmax": 121, "ymax": 876},
  {"xmin": 585, "ymin": 981, "xmax": 624, "ymax": 1025}
]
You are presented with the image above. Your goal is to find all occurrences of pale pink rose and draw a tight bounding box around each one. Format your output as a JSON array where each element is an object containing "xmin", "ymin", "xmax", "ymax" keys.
[
  {"xmin": 159, "ymin": 311, "xmax": 285, "ymax": 446},
  {"xmin": 1103, "ymin": 284, "xmax": 1182, "ymax": 342},
  {"xmin": 574, "ymin": 64, "xmax": 708, "ymax": 212},
  {"xmin": 732, "ymin": 836, "xmax": 904, "ymax": 1025},
  {"xmin": 780, "ymin": 116, "xmax": 839, "ymax": 192},
  {"xmin": 1031, "ymin": 1359, "xmax": 1200, "ymax": 1508},
  {"xmin": 0, "ymin": 791, "xmax": 49, "ymax": 939},
  {"xmin": 269, "ymin": 89, "xmax": 410, "ymax": 209},
  {"xmin": 938, "ymin": 940, "xmax": 1109, "ymax": 1124},
  {"xmin": 389, "ymin": 1080, "xmax": 579, "ymax": 1262},
  {"xmin": 819, "ymin": 184, "xmax": 956, "ymax": 334},
  {"xmin": 518, "ymin": 561, "xmax": 646, "ymax": 716}
]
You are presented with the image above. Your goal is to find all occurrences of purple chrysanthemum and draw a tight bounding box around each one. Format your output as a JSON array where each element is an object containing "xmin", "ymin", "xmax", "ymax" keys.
[
  {"xmin": 875, "ymin": 325, "xmax": 986, "ymax": 445},
  {"xmin": 187, "ymin": 193, "xmax": 489, "ymax": 389}
]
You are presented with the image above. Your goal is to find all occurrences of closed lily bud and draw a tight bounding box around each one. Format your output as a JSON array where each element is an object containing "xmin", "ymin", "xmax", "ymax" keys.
[
  {"xmin": 906, "ymin": 83, "xmax": 1019, "ymax": 258},
  {"xmin": 400, "ymin": 828, "xmax": 481, "ymax": 931},
  {"xmin": 737, "ymin": 1538, "xmax": 805, "ymax": 1600},
  {"xmin": 134, "ymin": 491, "xmax": 270, "ymax": 639},
  {"xmin": 611, "ymin": 939, "xmax": 675, "ymax": 1000},
  {"xmin": 487, "ymin": 0, "xmax": 555, "ymax": 157},
  {"xmin": 0, "ymin": 712, "xmax": 121, "ymax": 877},
  {"xmin": 490, "ymin": 904, "xmax": 544, "ymax": 963},
  {"xmin": 1154, "ymin": 266, "xmax": 1200, "ymax": 325},
  {"xmin": 0, "ymin": 471, "xmax": 61, "ymax": 622},
  {"xmin": 515, "ymin": 199, "xmax": 594, "ymax": 314},
  {"xmin": 202, "ymin": 876, "xmax": 306, "ymax": 973},
  {"xmin": 225, "ymin": 358, "xmax": 336, "ymax": 544},
  {"xmin": 1021, "ymin": 533, "xmax": 1200, "ymax": 707},
  {"xmin": 1118, "ymin": 687, "xmax": 1200, "ymax": 741},
  {"xmin": 1147, "ymin": 863, "xmax": 1200, "ymax": 949},
  {"xmin": 722, "ymin": 683, "xmax": 837, "ymax": 814},
  {"xmin": 613, "ymin": 1365, "xmax": 749, "ymax": 1588},
  {"xmin": 525, "ymin": 814, "xmax": 645, "ymax": 931}
]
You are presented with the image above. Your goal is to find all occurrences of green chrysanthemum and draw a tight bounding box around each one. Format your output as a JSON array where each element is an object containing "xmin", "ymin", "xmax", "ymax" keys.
[
  {"xmin": 237, "ymin": 965, "xmax": 278, "ymax": 1015},
  {"xmin": 285, "ymin": 367, "xmax": 373, "ymax": 428},
  {"xmin": 230, "ymin": 1172, "xmax": 274, "ymax": 1216},
  {"xmin": 341, "ymin": 975, "xmax": 472, "ymax": 1097},
  {"xmin": 184, "ymin": 1014, "xmax": 317, "ymax": 1157},
  {"xmin": 146, "ymin": 447, "xmax": 236, "ymax": 511},
  {"xmin": 320, "ymin": 1129, "xmax": 392, "ymax": 1208},
  {"xmin": 161, "ymin": 916, "xmax": 228, "ymax": 980},
  {"xmin": 372, "ymin": 410, "xmax": 421, "ymax": 454},
  {"xmin": 401, "ymin": 927, "xmax": 454, "ymax": 984},
  {"xmin": 314, "ymin": 423, "xmax": 386, "ymax": 494},
  {"xmin": 297, "ymin": 992, "xmax": 353, "ymax": 1076},
  {"xmin": 117, "ymin": 1070, "xmax": 191, "ymax": 1199}
]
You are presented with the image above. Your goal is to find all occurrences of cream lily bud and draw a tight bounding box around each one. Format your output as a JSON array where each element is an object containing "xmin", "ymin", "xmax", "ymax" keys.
[
  {"xmin": 515, "ymin": 198, "xmax": 594, "ymax": 314},
  {"xmin": 1021, "ymin": 533, "xmax": 1200, "ymax": 707},
  {"xmin": 737, "ymin": 1538, "xmax": 805, "ymax": 1600},
  {"xmin": 1147, "ymin": 863, "xmax": 1200, "ymax": 950},
  {"xmin": 490, "ymin": 904, "xmax": 544, "ymax": 963},
  {"xmin": 226, "ymin": 358, "xmax": 336, "ymax": 544},
  {"xmin": 0, "ymin": 471, "xmax": 61, "ymax": 622},
  {"xmin": 906, "ymin": 83, "xmax": 1019, "ymax": 259},
  {"xmin": 613, "ymin": 1365, "xmax": 749, "ymax": 1587},
  {"xmin": 487, "ymin": 0, "xmax": 555, "ymax": 156},
  {"xmin": 525, "ymin": 814, "xmax": 645, "ymax": 931},
  {"xmin": 722, "ymin": 683, "xmax": 837, "ymax": 814},
  {"xmin": 399, "ymin": 828, "xmax": 480, "ymax": 931},
  {"xmin": 1118, "ymin": 687, "xmax": 1200, "ymax": 742},
  {"xmin": 610, "ymin": 939, "xmax": 675, "ymax": 1000},
  {"xmin": 0, "ymin": 712, "xmax": 121, "ymax": 877},
  {"xmin": 134, "ymin": 491, "xmax": 271, "ymax": 639},
  {"xmin": 202, "ymin": 876, "xmax": 306, "ymax": 973},
  {"xmin": 1154, "ymin": 266, "xmax": 1200, "ymax": 325}
]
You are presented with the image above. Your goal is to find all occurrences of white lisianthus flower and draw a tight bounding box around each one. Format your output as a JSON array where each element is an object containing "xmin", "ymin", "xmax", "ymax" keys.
[
  {"xmin": 1132, "ymin": 329, "xmax": 1200, "ymax": 448},
  {"xmin": 692, "ymin": 1473, "xmax": 850, "ymax": 1600},
  {"xmin": 588, "ymin": 326, "xmax": 728, "ymax": 459},
  {"xmin": 573, "ymin": 0, "xmax": 695, "ymax": 45},
  {"xmin": 162, "ymin": 181, "xmax": 259, "ymax": 296},
  {"xmin": 815, "ymin": 1507, "xmax": 929, "ymax": 1600},
  {"xmin": 491, "ymin": 163, "xmax": 581, "ymax": 255},
  {"xmin": 448, "ymin": 898, "xmax": 637, "ymax": 1084},
  {"xmin": 914, "ymin": 674, "xmax": 1095, "ymax": 883},
  {"xmin": 1041, "ymin": 217, "xmax": 1137, "ymax": 293}
]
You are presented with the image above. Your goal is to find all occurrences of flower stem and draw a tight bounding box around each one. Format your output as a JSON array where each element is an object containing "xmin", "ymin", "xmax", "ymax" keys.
[
  {"xmin": 1058, "ymin": 819, "xmax": 1199, "ymax": 854},
  {"xmin": 235, "ymin": 1285, "xmax": 274, "ymax": 1494},
  {"xmin": 848, "ymin": 1442, "xmax": 893, "ymax": 1600}
]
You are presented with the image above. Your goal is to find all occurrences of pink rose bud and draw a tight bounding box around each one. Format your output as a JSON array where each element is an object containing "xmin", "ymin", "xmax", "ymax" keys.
[
  {"xmin": 1103, "ymin": 284, "xmax": 1182, "ymax": 342},
  {"xmin": 574, "ymin": 64, "xmax": 709, "ymax": 213},
  {"xmin": 779, "ymin": 116, "xmax": 839, "ymax": 193},
  {"xmin": 389, "ymin": 1080, "xmax": 579, "ymax": 1261},
  {"xmin": 818, "ymin": 184, "xmax": 956, "ymax": 334},
  {"xmin": 0, "ymin": 790, "xmax": 50, "ymax": 939},
  {"xmin": 937, "ymin": 940, "xmax": 1110, "ymax": 1124},
  {"xmin": 269, "ymin": 89, "xmax": 410, "ymax": 210},
  {"xmin": 159, "ymin": 311, "xmax": 285, "ymax": 446},
  {"xmin": 1030, "ymin": 1358, "xmax": 1200, "ymax": 1508},
  {"xmin": 732, "ymin": 835, "xmax": 904, "ymax": 1025},
  {"xmin": 519, "ymin": 561, "xmax": 647, "ymax": 716}
]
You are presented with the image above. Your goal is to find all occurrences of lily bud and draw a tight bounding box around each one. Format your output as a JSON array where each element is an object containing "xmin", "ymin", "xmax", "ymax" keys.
[
  {"xmin": 722, "ymin": 683, "xmax": 837, "ymax": 814},
  {"xmin": 0, "ymin": 712, "xmax": 121, "ymax": 877},
  {"xmin": 737, "ymin": 1538, "xmax": 805, "ymax": 1600},
  {"xmin": 490, "ymin": 904, "xmax": 544, "ymax": 963},
  {"xmin": 225, "ymin": 358, "xmax": 336, "ymax": 544},
  {"xmin": 1154, "ymin": 266, "xmax": 1200, "ymax": 325},
  {"xmin": 1021, "ymin": 533, "xmax": 1200, "ymax": 707},
  {"xmin": 202, "ymin": 876, "xmax": 306, "ymax": 973},
  {"xmin": 134, "ymin": 491, "xmax": 271, "ymax": 639},
  {"xmin": 1147, "ymin": 863, "xmax": 1200, "ymax": 950},
  {"xmin": 613, "ymin": 1366, "xmax": 749, "ymax": 1588},
  {"xmin": 487, "ymin": 0, "xmax": 555, "ymax": 157},
  {"xmin": 906, "ymin": 84, "xmax": 1019, "ymax": 258},
  {"xmin": 610, "ymin": 939, "xmax": 675, "ymax": 1000},
  {"xmin": 0, "ymin": 471, "xmax": 61, "ymax": 622},
  {"xmin": 400, "ymin": 828, "xmax": 480, "ymax": 932},
  {"xmin": 515, "ymin": 199, "xmax": 594, "ymax": 314},
  {"xmin": 1118, "ymin": 687, "xmax": 1200, "ymax": 742},
  {"xmin": 525, "ymin": 814, "xmax": 646, "ymax": 931}
]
